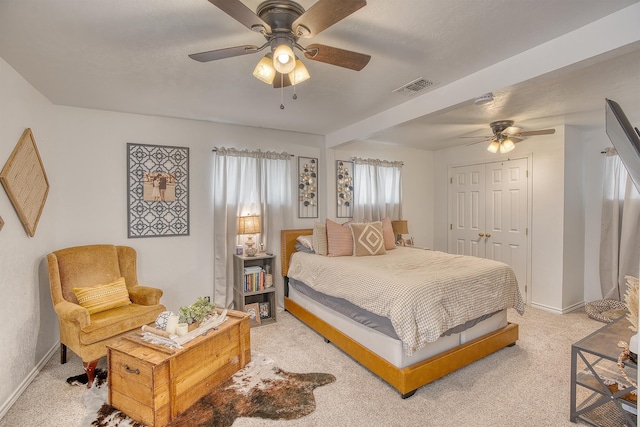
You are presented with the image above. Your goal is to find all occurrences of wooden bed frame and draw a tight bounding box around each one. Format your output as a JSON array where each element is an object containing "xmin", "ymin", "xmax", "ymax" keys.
[{"xmin": 280, "ymin": 228, "xmax": 519, "ymax": 398}]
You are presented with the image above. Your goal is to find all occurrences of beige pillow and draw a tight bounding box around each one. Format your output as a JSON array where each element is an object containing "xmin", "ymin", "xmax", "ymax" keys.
[
  {"xmin": 326, "ymin": 219, "xmax": 354, "ymax": 256},
  {"xmin": 350, "ymin": 221, "xmax": 387, "ymax": 256},
  {"xmin": 313, "ymin": 221, "xmax": 328, "ymax": 256},
  {"xmin": 73, "ymin": 277, "xmax": 132, "ymax": 314},
  {"xmin": 380, "ymin": 217, "xmax": 396, "ymax": 250}
]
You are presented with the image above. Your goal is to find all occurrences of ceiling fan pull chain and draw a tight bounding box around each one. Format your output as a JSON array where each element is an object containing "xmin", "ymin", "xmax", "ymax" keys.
[
  {"xmin": 280, "ymin": 73, "xmax": 285, "ymax": 110},
  {"xmin": 293, "ymin": 83, "xmax": 298, "ymax": 100}
]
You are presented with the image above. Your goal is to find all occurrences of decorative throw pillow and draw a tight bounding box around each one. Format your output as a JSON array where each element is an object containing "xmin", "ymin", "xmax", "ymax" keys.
[
  {"xmin": 312, "ymin": 221, "xmax": 328, "ymax": 256},
  {"xmin": 326, "ymin": 219, "xmax": 354, "ymax": 256},
  {"xmin": 380, "ymin": 217, "xmax": 396, "ymax": 250},
  {"xmin": 296, "ymin": 234, "xmax": 314, "ymax": 251},
  {"xmin": 350, "ymin": 221, "xmax": 387, "ymax": 256},
  {"xmin": 73, "ymin": 277, "xmax": 132, "ymax": 314}
]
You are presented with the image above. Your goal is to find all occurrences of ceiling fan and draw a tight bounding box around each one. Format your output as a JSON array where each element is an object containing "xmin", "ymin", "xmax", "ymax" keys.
[
  {"xmin": 463, "ymin": 120, "xmax": 556, "ymax": 153},
  {"xmin": 189, "ymin": 0, "xmax": 371, "ymax": 89}
]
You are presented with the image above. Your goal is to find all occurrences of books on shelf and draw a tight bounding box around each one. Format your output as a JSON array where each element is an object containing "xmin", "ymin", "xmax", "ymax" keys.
[{"xmin": 243, "ymin": 266, "xmax": 265, "ymax": 292}]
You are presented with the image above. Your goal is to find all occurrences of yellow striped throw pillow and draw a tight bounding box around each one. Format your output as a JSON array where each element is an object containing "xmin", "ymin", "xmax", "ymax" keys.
[{"xmin": 73, "ymin": 277, "xmax": 131, "ymax": 314}]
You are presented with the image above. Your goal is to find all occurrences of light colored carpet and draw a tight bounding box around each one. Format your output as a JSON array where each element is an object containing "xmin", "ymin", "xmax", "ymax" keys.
[{"xmin": 0, "ymin": 306, "xmax": 627, "ymax": 426}]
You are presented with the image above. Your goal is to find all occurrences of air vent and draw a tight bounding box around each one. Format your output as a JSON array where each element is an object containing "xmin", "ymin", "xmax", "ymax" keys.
[{"xmin": 393, "ymin": 78, "xmax": 436, "ymax": 95}]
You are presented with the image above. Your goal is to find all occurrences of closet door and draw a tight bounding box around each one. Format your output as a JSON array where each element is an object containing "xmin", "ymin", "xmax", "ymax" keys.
[
  {"xmin": 484, "ymin": 159, "xmax": 528, "ymax": 298},
  {"xmin": 450, "ymin": 164, "xmax": 486, "ymax": 257},
  {"xmin": 449, "ymin": 158, "xmax": 529, "ymax": 300}
]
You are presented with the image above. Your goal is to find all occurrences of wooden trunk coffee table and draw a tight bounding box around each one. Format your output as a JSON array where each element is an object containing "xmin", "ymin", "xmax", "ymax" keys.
[{"xmin": 107, "ymin": 310, "xmax": 251, "ymax": 427}]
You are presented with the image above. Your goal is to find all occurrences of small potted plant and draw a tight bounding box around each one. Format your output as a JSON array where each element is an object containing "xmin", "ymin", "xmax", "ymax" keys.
[{"xmin": 178, "ymin": 297, "xmax": 216, "ymax": 330}]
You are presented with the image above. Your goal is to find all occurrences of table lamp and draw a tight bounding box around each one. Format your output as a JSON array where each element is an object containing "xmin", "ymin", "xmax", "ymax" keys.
[
  {"xmin": 238, "ymin": 215, "xmax": 261, "ymax": 256},
  {"xmin": 391, "ymin": 220, "xmax": 409, "ymax": 245}
]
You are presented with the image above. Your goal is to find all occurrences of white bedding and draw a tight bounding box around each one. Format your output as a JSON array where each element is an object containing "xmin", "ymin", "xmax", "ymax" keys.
[{"xmin": 287, "ymin": 247, "xmax": 525, "ymax": 355}]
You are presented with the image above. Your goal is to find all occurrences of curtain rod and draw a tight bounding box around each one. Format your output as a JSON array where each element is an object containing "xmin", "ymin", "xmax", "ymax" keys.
[{"xmin": 212, "ymin": 148, "xmax": 294, "ymax": 157}]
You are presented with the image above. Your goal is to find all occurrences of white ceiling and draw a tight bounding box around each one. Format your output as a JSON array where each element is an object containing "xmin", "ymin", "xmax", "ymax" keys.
[{"xmin": 1, "ymin": 0, "xmax": 639, "ymax": 150}]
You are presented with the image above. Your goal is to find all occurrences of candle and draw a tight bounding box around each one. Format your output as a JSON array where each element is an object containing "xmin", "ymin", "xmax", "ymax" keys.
[
  {"xmin": 176, "ymin": 323, "xmax": 188, "ymax": 337},
  {"xmin": 166, "ymin": 314, "xmax": 179, "ymax": 335}
]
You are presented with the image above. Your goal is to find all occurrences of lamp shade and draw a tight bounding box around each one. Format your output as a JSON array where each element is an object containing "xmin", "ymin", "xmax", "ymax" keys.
[
  {"xmin": 391, "ymin": 220, "xmax": 409, "ymax": 235},
  {"xmin": 500, "ymin": 138, "xmax": 515, "ymax": 153},
  {"xmin": 273, "ymin": 43, "xmax": 296, "ymax": 74},
  {"xmin": 288, "ymin": 59, "xmax": 310, "ymax": 85},
  {"xmin": 253, "ymin": 54, "xmax": 276, "ymax": 84},
  {"xmin": 238, "ymin": 215, "xmax": 261, "ymax": 235},
  {"xmin": 487, "ymin": 140, "xmax": 500, "ymax": 153}
]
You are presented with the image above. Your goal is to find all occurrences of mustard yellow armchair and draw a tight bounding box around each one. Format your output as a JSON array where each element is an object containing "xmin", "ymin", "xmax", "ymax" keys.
[{"xmin": 47, "ymin": 244, "xmax": 166, "ymax": 387}]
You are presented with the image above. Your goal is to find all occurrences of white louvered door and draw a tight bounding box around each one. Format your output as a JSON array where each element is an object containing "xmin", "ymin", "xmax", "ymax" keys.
[{"xmin": 449, "ymin": 158, "xmax": 529, "ymax": 301}]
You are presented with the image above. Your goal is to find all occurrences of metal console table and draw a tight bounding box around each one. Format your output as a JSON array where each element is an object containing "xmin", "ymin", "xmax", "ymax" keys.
[{"xmin": 570, "ymin": 316, "xmax": 637, "ymax": 426}]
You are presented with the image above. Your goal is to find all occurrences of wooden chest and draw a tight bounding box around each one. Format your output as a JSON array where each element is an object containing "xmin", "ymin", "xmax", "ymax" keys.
[{"xmin": 107, "ymin": 310, "xmax": 250, "ymax": 427}]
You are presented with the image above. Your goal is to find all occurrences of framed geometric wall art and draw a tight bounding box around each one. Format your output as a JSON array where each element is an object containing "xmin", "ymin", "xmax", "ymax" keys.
[
  {"xmin": 127, "ymin": 143, "xmax": 189, "ymax": 238},
  {"xmin": 0, "ymin": 128, "xmax": 49, "ymax": 237},
  {"xmin": 298, "ymin": 156, "xmax": 318, "ymax": 218}
]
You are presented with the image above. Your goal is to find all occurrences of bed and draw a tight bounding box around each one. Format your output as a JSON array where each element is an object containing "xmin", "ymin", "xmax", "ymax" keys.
[{"xmin": 280, "ymin": 228, "xmax": 523, "ymax": 398}]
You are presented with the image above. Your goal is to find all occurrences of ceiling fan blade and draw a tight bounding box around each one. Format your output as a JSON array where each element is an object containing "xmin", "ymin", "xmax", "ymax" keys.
[
  {"xmin": 189, "ymin": 45, "xmax": 259, "ymax": 62},
  {"xmin": 517, "ymin": 129, "xmax": 556, "ymax": 137},
  {"xmin": 459, "ymin": 135, "xmax": 492, "ymax": 139},
  {"xmin": 293, "ymin": 0, "xmax": 366, "ymax": 38},
  {"xmin": 207, "ymin": 0, "xmax": 271, "ymax": 33},
  {"xmin": 304, "ymin": 44, "xmax": 370, "ymax": 71},
  {"xmin": 509, "ymin": 137, "xmax": 523, "ymax": 143},
  {"xmin": 465, "ymin": 140, "xmax": 489, "ymax": 146},
  {"xmin": 503, "ymin": 126, "xmax": 521, "ymax": 135}
]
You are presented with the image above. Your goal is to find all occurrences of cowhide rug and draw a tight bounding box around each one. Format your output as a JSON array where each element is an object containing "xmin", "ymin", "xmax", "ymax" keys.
[{"xmin": 81, "ymin": 354, "xmax": 335, "ymax": 427}]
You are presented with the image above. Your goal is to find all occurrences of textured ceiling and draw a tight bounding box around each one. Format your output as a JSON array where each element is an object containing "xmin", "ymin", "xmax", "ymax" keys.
[{"xmin": 0, "ymin": 0, "xmax": 638, "ymax": 150}]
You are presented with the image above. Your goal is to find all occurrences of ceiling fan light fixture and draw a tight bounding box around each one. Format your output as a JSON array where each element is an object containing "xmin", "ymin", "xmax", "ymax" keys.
[
  {"xmin": 487, "ymin": 140, "xmax": 500, "ymax": 153},
  {"xmin": 289, "ymin": 59, "xmax": 310, "ymax": 85},
  {"xmin": 252, "ymin": 54, "xmax": 276, "ymax": 84},
  {"xmin": 273, "ymin": 40, "xmax": 296, "ymax": 74}
]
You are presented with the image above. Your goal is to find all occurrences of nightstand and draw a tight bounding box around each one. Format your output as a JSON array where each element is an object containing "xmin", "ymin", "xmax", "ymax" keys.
[{"xmin": 233, "ymin": 253, "xmax": 276, "ymax": 326}]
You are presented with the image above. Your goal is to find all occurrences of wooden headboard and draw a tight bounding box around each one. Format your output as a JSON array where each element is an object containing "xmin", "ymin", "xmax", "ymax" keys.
[{"xmin": 280, "ymin": 228, "xmax": 313, "ymax": 277}]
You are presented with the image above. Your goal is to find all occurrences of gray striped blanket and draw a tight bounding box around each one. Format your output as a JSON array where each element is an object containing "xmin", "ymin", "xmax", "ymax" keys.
[{"xmin": 287, "ymin": 248, "xmax": 525, "ymax": 355}]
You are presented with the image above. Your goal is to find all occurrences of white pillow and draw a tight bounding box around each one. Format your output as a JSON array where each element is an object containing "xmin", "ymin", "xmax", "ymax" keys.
[
  {"xmin": 296, "ymin": 234, "xmax": 314, "ymax": 251},
  {"xmin": 313, "ymin": 221, "xmax": 328, "ymax": 256}
]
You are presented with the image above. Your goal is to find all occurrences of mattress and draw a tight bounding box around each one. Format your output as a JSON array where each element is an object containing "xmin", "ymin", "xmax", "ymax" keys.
[
  {"xmin": 287, "ymin": 247, "xmax": 523, "ymax": 355},
  {"xmin": 289, "ymin": 278, "xmax": 499, "ymax": 340},
  {"xmin": 288, "ymin": 284, "xmax": 509, "ymax": 369}
]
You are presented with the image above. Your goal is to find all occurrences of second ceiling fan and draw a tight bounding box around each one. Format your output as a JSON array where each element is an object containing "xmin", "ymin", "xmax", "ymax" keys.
[
  {"xmin": 464, "ymin": 120, "xmax": 556, "ymax": 153},
  {"xmin": 189, "ymin": 0, "xmax": 371, "ymax": 88}
]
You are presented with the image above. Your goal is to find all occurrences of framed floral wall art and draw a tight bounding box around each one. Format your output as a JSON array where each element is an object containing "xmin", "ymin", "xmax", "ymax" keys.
[
  {"xmin": 298, "ymin": 156, "xmax": 318, "ymax": 218},
  {"xmin": 336, "ymin": 160, "xmax": 353, "ymax": 218},
  {"xmin": 127, "ymin": 143, "xmax": 189, "ymax": 237}
]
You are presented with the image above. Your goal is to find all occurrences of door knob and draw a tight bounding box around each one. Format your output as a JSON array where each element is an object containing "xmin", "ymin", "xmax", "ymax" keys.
[
  {"xmin": 478, "ymin": 233, "xmax": 485, "ymax": 237},
  {"xmin": 485, "ymin": 233, "xmax": 492, "ymax": 238}
]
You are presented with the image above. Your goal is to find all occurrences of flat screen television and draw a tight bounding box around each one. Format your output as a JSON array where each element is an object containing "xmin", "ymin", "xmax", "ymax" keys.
[{"xmin": 605, "ymin": 98, "xmax": 640, "ymax": 191}]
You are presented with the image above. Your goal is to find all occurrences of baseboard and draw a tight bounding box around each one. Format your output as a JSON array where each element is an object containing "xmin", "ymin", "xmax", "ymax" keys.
[
  {"xmin": 0, "ymin": 342, "xmax": 58, "ymax": 421},
  {"xmin": 530, "ymin": 301, "xmax": 585, "ymax": 315},
  {"xmin": 560, "ymin": 301, "xmax": 586, "ymax": 314}
]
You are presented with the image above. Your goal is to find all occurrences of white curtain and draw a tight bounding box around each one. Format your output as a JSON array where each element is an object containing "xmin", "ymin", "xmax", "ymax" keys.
[
  {"xmin": 352, "ymin": 157, "xmax": 403, "ymax": 221},
  {"xmin": 212, "ymin": 148, "xmax": 292, "ymax": 310},
  {"xmin": 599, "ymin": 148, "xmax": 640, "ymax": 300}
]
